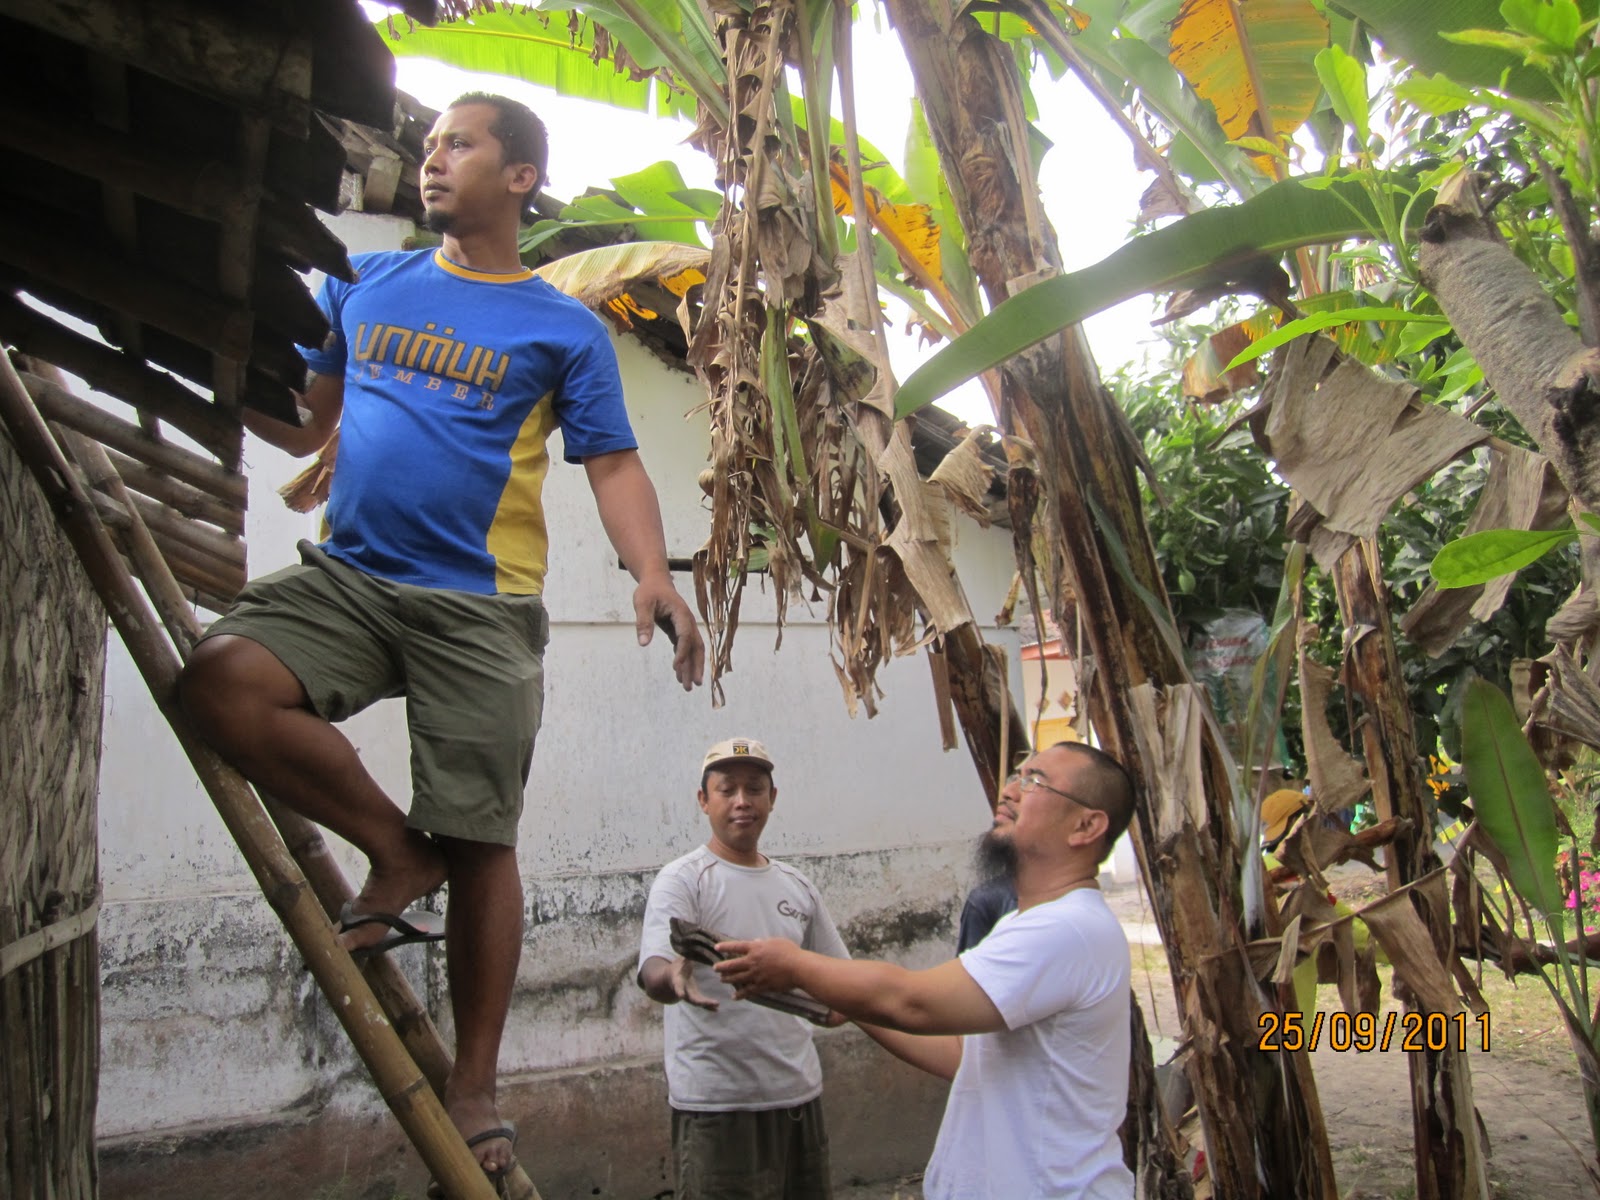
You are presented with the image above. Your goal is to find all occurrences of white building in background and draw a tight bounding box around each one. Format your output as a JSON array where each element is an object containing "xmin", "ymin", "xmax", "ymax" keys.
[{"xmin": 93, "ymin": 212, "xmax": 1027, "ymax": 1198}]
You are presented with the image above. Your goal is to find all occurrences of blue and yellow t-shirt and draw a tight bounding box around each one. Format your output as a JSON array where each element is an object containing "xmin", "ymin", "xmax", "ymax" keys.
[{"xmin": 300, "ymin": 248, "xmax": 637, "ymax": 595}]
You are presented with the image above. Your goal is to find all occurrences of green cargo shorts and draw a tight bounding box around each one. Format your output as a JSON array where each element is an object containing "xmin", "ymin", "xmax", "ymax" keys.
[
  {"xmin": 198, "ymin": 540, "xmax": 548, "ymax": 846},
  {"xmin": 671, "ymin": 1098, "xmax": 832, "ymax": 1200}
]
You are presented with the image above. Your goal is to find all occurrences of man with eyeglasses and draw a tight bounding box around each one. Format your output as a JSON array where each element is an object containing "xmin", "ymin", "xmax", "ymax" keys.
[
  {"xmin": 715, "ymin": 741, "xmax": 1138, "ymax": 1200},
  {"xmin": 636, "ymin": 737, "xmax": 851, "ymax": 1200}
]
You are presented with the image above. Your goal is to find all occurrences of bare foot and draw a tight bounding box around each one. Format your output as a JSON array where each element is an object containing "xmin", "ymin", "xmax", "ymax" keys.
[
  {"xmin": 338, "ymin": 829, "xmax": 448, "ymax": 955},
  {"xmin": 444, "ymin": 1086, "xmax": 515, "ymax": 1177}
]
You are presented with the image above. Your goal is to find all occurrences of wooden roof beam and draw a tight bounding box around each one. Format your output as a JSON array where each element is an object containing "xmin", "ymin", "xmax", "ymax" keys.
[
  {"xmin": 86, "ymin": 55, "xmax": 164, "ymax": 442},
  {"xmin": 0, "ymin": 100, "xmax": 251, "ymax": 224},
  {"xmin": 208, "ymin": 114, "xmax": 272, "ymax": 419},
  {"xmin": 0, "ymin": 211, "xmax": 254, "ymax": 361},
  {"xmin": 5, "ymin": 0, "xmax": 315, "ymax": 135}
]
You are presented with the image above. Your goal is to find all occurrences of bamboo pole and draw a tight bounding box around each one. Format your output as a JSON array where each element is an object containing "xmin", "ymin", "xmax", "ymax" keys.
[
  {"xmin": 89, "ymin": 497, "xmax": 243, "ymax": 600},
  {"xmin": 58, "ymin": 430, "xmax": 199, "ymax": 656},
  {"xmin": 0, "ymin": 351, "xmax": 501, "ymax": 1200},
  {"xmin": 94, "ymin": 488, "xmax": 244, "ymax": 570},
  {"xmin": 23, "ymin": 372, "xmax": 247, "ymax": 506},
  {"xmin": 0, "ymin": 294, "xmax": 240, "ymax": 460},
  {"xmin": 103, "ymin": 448, "xmax": 243, "ymax": 535}
]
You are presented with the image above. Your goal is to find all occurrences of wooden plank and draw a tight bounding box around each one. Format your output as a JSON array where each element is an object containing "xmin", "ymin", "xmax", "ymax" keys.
[
  {"xmin": 308, "ymin": 5, "xmax": 402, "ymax": 129},
  {"xmin": 253, "ymin": 258, "xmax": 331, "ymax": 349},
  {"xmin": 209, "ymin": 113, "xmax": 272, "ymax": 415},
  {"xmin": 258, "ymin": 193, "xmax": 355, "ymax": 281},
  {"xmin": 23, "ymin": 372, "xmax": 247, "ymax": 508},
  {"xmin": 4, "ymin": 0, "xmax": 314, "ymax": 135},
  {"xmin": 267, "ymin": 115, "xmax": 347, "ymax": 215},
  {"xmin": 87, "ymin": 56, "xmax": 162, "ymax": 441},
  {"xmin": 0, "ymin": 296, "xmax": 239, "ymax": 459}
]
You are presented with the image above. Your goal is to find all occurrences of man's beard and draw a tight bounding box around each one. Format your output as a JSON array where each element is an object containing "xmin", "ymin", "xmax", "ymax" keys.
[
  {"xmin": 975, "ymin": 829, "xmax": 1018, "ymax": 883},
  {"xmin": 423, "ymin": 207, "xmax": 455, "ymax": 234}
]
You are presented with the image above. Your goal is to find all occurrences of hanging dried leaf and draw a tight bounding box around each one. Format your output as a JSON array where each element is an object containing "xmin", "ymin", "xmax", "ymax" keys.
[
  {"xmin": 1295, "ymin": 631, "xmax": 1371, "ymax": 818},
  {"xmin": 1125, "ymin": 682, "xmax": 1211, "ymax": 838},
  {"xmin": 1529, "ymin": 642, "xmax": 1600, "ymax": 752},
  {"xmin": 928, "ymin": 429, "xmax": 996, "ymax": 525},
  {"xmin": 1359, "ymin": 880, "xmax": 1462, "ymax": 1015},
  {"xmin": 1263, "ymin": 336, "xmax": 1488, "ymax": 540},
  {"xmin": 1180, "ymin": 318, "xmax": 1265, "ymax": 403}
]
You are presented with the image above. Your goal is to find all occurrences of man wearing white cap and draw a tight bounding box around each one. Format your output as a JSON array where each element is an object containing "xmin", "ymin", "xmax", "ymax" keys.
[{"xmin": 637, "ymin": 737, "xmax": 849, "ymax": 1200}]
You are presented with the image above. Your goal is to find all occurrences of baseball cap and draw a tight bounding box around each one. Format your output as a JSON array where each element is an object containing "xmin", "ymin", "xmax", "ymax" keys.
[
  {"xmin": 1261, "ymin": 788, "xmax": 1308, "ymax": 844},
  {"xmin": 702, "ymin": 737, "xmax": 774, "ymax": 772}
]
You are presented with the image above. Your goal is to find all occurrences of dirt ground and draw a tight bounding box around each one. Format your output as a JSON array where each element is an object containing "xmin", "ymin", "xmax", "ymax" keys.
[{"xmin": 839, "ymin": 870, "xmax": 1600, "ymax": 1200}]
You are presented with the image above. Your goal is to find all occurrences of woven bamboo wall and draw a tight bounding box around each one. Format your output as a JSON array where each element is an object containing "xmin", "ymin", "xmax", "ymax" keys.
[{"xmin": 1, "ymin": 423, "xmax": 107, "ymax": 1199}]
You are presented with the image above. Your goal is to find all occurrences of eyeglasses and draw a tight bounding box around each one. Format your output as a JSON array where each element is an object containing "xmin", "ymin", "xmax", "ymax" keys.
[
  {"xmin": 1004, "ymin": 769, "xmax": 1116, "ymax": 816},
  {"xmin": 1005, "ymin": 770, "xmax": 1078, "ymax": 801}
]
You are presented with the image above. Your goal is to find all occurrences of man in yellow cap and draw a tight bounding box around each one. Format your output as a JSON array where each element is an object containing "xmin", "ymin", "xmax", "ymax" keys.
[{"xmin": 637, "ymin": 738, "xmax": 850, "ymax": 1200}]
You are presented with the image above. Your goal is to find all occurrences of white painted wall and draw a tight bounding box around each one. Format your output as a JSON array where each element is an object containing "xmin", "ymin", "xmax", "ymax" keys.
[{"xmin": 95, "ymin": 212, "xmax": 1025, "ymax": 1139}]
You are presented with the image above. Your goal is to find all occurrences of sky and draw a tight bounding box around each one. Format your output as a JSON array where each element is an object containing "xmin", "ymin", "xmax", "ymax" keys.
[{"xmin": 370, "ymin": 2, "xmax": 1167, "ymax": 426}]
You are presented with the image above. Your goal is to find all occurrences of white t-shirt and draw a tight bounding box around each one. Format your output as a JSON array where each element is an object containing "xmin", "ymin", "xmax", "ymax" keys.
[
  {"xmin": 923, "ymin": 887, "xmax": 1134, "ymax": 1200},
  {"xmin": 638, "ymin": 844, "xmax": 850, "ymax": 1111}
]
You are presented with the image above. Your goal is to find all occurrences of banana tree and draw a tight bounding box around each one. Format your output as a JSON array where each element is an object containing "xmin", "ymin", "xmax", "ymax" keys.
[{"xmin": 371, "ymin": 0, "xmax": 1516, "ymax": 1193}]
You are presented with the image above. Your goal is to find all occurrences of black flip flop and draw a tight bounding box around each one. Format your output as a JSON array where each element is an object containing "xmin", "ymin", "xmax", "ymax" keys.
[
  {"xmin": 426, "ymin": 1124, "xmax": 518, "ymax": 1198},
  {"xmin": 336, "ymin": 901, "xmax": 446, "ymax": 960}
]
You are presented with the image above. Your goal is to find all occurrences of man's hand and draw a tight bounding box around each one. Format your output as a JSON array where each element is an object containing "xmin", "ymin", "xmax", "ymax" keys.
[
  {"xmin": 712, "ymin": 937, "xmax": 804, "ymax": 999},
  {"xmin": 634, "ymin": 575, "xmax": 705, "ymax": 692},
  {"xmin": 671, "ymin": 955, "xmax": 718, "ymax": 1011}
]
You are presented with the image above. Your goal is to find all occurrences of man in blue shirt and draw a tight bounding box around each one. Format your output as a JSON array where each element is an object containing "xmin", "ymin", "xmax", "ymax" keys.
[{"xmin": 180, "ymin": 93, "xmax": 704, "ymax": 1184}]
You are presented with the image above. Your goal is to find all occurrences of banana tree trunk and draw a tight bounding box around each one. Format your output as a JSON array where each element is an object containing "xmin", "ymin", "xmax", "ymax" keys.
[
  {"xmin": 881, "ymin": 2, "xmax": 1337, "ymax": 1194},
  {"xmin": 1331, "ymin": 542, "xmax": 1488, "ymax": 1200}
]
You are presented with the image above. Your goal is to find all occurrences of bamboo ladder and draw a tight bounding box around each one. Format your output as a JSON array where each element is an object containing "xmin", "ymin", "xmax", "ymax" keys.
[{"xmin": 0, "ymin": 352, "xmax": 542, "ymax": 1200}]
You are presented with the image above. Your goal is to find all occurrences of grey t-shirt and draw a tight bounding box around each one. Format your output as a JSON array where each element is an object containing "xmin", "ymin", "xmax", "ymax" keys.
[{"xmin": 638, "ymin": 845, "xmax": 849, "ymax": 1111}]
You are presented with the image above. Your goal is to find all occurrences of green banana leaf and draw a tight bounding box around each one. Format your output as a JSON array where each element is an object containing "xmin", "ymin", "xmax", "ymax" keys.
[
  {"xmin": 520, "ymin": 159, "xmax": 720, "ymax": 253},
  {"xmin": 1460, "ymin": 677, "xmax": 1565, "ymax": 917},
  {"xmin": 893, "ymin": 172, "xmax": 1429, "ymax": 418},
  {"xmin": 376, "ymin": 6, "xmax": 695, "ymax": 116},
  {"xmin": 1334, "ymin": 0, "xmax": 1560, "ymax": 100}
]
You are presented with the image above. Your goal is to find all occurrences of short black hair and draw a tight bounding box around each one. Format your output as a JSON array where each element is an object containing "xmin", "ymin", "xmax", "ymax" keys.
[
  {"xmin": 448, "ymin": 91, "xmax": 548, "ymax": 220},
  {"xmin": 1050, "ymin": 741, "xmax": 1138, "ymax": 864}
]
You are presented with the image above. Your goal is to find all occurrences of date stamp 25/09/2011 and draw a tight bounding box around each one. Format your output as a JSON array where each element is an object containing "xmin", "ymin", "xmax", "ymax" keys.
[{"xmin": 1256, "ymin": 1010, "xmax": 1491, "ymax": 1053}]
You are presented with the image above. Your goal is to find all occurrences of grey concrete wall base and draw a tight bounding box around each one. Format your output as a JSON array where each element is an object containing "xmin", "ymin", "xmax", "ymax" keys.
[{"xmin": 99, "ymin": 1032, "xmax": 945, "ymax": 1199}]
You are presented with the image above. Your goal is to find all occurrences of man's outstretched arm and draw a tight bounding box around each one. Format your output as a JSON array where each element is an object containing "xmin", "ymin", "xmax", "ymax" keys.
[
  {"xmin": 242, "ymin": 371, "xmax": 344, "ymax": 458},
  {"xmin": 638, "ymin": 954, "xmax": 719, "ymax": 1010},
  {"xmin": 583, "ymin": 449, "xmax": 705, "ymax": 691},
  {"xmin": 715, "ymin": 939, "xmax": 1004, "ymax": 1039}
]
